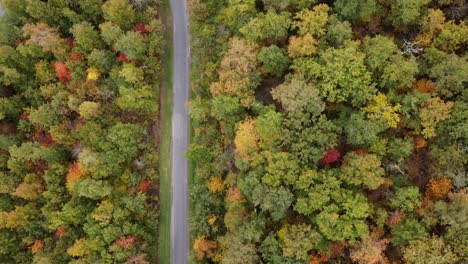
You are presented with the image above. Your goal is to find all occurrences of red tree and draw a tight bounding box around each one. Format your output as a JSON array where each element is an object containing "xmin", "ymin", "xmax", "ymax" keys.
[
  {"xmin": 135, "ymin": 23, "xmax": 149, "ymax": 34},
  {"xmin": 117, "ymin": 52, "xmax": 128, "ymax": 62},
  {"xmin": 115, "ymin": 236, "xmax": 138, "ymax": 249},
  {"xmin": 69, "ymin": 52, "xmax": 82, "ymax": 61},
  {"xmin": 54, "ymin": 62, "xmax": 71, "ymax": 83},
  {"xmin": 355, "ymin": 149, "xmax": 368, "ymax": 155},
  {"xmin": 67, "ymin": 38, "xmax": 74, "ymax": 49},
  {"xmin": 321, "ymin": 149, "xmax": 340, "ymax": 164},
  {"xmin": 21, "ymin": 112, "xmax": 29, "ymax": 121},
  {"xmin": 138, "ymin": 180, "xmax": 151, "ymax": 192}
]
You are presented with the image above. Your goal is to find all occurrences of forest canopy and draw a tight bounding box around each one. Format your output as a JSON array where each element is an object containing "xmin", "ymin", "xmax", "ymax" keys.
[
  {"xmin": 189, "ymin": 0, "xmax": 467, "ymax": 263},
  {"xmin": 0, "ymin": 0, "xmax": 162, "ymax": 263}
]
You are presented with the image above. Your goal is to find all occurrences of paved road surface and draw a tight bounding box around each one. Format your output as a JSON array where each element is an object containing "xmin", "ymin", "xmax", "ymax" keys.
[{"xmin": 169, "ymin": 0, "xmax": 190, "ymax": 263}]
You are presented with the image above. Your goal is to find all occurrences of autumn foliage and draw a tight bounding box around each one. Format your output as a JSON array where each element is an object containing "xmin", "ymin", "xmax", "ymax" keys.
[
  {"xmin": 320, "ymin": 148, "xmax": 340, "ymax": 164},
  {"xmin": 69, "ymin": 52, "xmax": 83, "ymax": 61},
  {"xmin": 66, "ymin": 162, "xmax": 85, "ymax": 191},
  {"xmin": 415, "ymin": 79, "xmax": 436, "ymax": 94},
  {"xmin": 54, "ymin": 62, "xmax": 71, "ymax": 82},
  {"xmin": 138, "ymin": 179, "xmax": 151, "ymax": 192},
  {"xmin": 117, "ymin": 52, "xmax": 128, "ymax": 62},
  {"xmin": 31, "ymin": 240, "xmax": 44, "ymax": 254},
  {"xmin": 55, "ymin": 226, "xmax": 66, "ymax": 239},
  {"xmin": 32, "ymin": 127, "xmax": 56, "ymax": 147},
  {"xmin": 115, "ymin": 235, "xmax": 138, "ymax": 249},
  {"xmin": 135, "ymin": 23, "xmax": 149, "ymax": 34},
  {"xmin": 350, "ymin": 230, "xmax": 389, "ymax": 264},
  {"xmin": 207, "ymin": 177, "xmax": 224, "ymax": 193},
  {"xmin": 226, "ymin": 186, "xmax": 244, "ymax": 203},
  {"xmin": 234, "ymin": 118, "xmax": 259, "ymax": 162},
  {"xmin": 193, "ymin": 236, "xmax": 218, "ymax": 261},
  {"xmin": 426, "ymin": 177, "xmax": 453, "ymax": 199}
]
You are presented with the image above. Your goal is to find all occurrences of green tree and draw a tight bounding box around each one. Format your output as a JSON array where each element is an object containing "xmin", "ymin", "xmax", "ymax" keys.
[
  {"xmin": 99, "ymin": 22, "xmax": 123, "ymax": 45},
  {"xmin": 326, "ymin": 15, "xmax": 352, "ymax": 46},
  {"xmin": 101, "ymin": 0, "xmax": 136, "ymax": 30},
  {"xmin": 259, "ymin": 234, "xmax": 302, "ymax": 264},
  {"xmin": 314, "ymin": 41, "xmax": 376, "ymax": 106},
  {"xmin": 344, "ymin": 113, "xmax": 386, "ymax": 147},
  {"xmin": 87, "ymin": 49, "xmax": 115, "ymax": 73},
  {"xmin": 390, "ymin": 186, "xmax": 421, "ymax": 212},
  {"xmin": 427, "ymin": 52, "xmax": 468, "ymax": 99},
  {"xmin": 316, "ymin": 190, "xmax": 371, "ymax": 243},
  {"xmin": 252, "ymin": 184, "xmax": 293, "ymax": 221},
  {"xmin": 260, "ymin": 151, "xmax": 300, "ymax": 187},
  {"xmin": 218, "ymin": 0, "xmax": 257, "ymax": 32},
  {"xmin": 119, "ymin": 63, "xmax": 144, "ymax": 84},
  {"xmin": 239, "ymin": 214, "xmax": 266, "ymax": 243},
  {"xmin": 240, "ymin": 10, "xmax": 291, "ymax": 42},
  {"xmin": 271, "ymin": 77, "xmax": 324, "ymax": 119},
  {"xmin": 218, "ymin": 233, "xmax": 259, "ymax": 264},
  {"xmin": 76, "ymin": 179, "xmax": 112, "ymax": 200},
  {"xmin": 334, "ymin": 0, "xmax": 380, "ymax": 23},
  {"xmin": 391, "ymin": 218, "xmax": 427, "ymax": 246},
  {"xmin": 380, "ymin": 55, "xmax": 418, "ymax": 90},
  {"xmin": 285, "ymin": 115, "xmax": 339, "ymax": 165},
  {"xmin": 70, "ymin": 22, "xmax": 103, "ymax": 54},
  {"xmin": 389, "ymin": 0, "xmax": 430, "ymax": 28},
  {"xmin": 257, "ymin": 45, "xmax": 289, "ymax": 77},
  {"xmin": 340, "ymin": 152, "xmax": 385, "ymax": 190},
  {"xmin": 104, "ymin": 123, "xmax": 145, "ymax": 163},
  {"xmin": 211, "ymin": 95, "xmax": 246, "ymax": 137},
  {"xmin": 281, "ymin": 224, "xmax": 323, "ymax": 260},
  {"xmin": 78, "ymin": 0, "xmax": 104, "ymax": 22},
  {"xmin": 434, "ymin": 191, "xmax": 468, "ymax": 257},
  {"xmin": 385, "ymin": 137, "xmax": 414, "ymax": 162},
  {"xmin": 403, "ymin": 236, "xmax": 459, "ymax": 264},
  {"xmin": 255, "ymin": 109, "xmax": 282, "ymax": 141},
  {"xmin": 117, "ymin": 86, "xmax": 158, "ymax": 114},
  {"xmin": 363, "ymin": 35, "xmax": 399, "ymax": 73},
  {"xmin": 114, "ymin": 31, "xmax": 147, "ymax": 60}
]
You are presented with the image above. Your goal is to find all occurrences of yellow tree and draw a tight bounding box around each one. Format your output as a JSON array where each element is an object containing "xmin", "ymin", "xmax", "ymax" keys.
[
  {"xmin": 234, "ymin": 118, "xmax": 260, "ymax": 162},
  {"xmin": 287, "ymin": 33, "xmax": 318, "ymax": 58},
  {"xmin": 292, "ymin": 4, "xmax": 330, "ymax": 37},
  {"xmin": 207, "ymin": 177, "xmax": 225, "ymax": 193},
  {"xmin": 12, "ymin": 174, "xmax": 44, "ymax": 201},
  {"xmin": 362, "ymin": 93, "xmax": 401, "ymax": 128},
  {"xmin": 193, "ymin": 236, "xmax": 218, "ymax": 261},
  {"xmin": 67, "ymin": 239, "xmax": 91, "ymax": 257},
  {"xmin": 415, "ymin": 9, "xmax": 446, "ymax": 47},
  {"xmin": 419, "ymin": 97, "xmax": 453, "ymax": 139},
  {"xmin": 210, "ymin": 38, "xmax": 259, "ymax": 107}
]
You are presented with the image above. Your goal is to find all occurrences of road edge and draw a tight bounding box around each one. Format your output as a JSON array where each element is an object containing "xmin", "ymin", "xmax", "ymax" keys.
[{"xmin": 158, "ymin": 0, "xmax": 173, "ymax": 263}]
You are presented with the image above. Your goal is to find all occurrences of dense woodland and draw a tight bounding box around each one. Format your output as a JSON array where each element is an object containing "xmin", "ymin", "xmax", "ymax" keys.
[
  {"xmin": 0, "ymin": 0, "xmax": 162, "ymax": 263},
  {"xmin": 188, "ymin": 0, "xmax": 467, "ymax": 263}
]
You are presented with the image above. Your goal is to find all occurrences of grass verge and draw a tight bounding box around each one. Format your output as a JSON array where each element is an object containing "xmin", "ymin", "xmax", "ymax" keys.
[{"xmin": 158, "ymin": 0, "xmax": 173, "ymax": 263}]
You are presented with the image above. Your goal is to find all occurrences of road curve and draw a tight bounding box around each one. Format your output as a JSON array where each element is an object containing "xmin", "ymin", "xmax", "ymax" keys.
[{"xmin": 169, "ymin": 0, "xmax": 190, "ymax": 264}]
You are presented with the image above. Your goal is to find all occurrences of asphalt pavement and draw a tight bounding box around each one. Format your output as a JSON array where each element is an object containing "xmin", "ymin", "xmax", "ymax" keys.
[{"xmin": 169, "ymin": 0, "xmax": 190, "ymax": 263}]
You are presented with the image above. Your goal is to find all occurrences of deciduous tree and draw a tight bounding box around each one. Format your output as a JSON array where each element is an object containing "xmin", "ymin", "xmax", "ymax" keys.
[
  {"xmin": 341, "ymin": 152, "xmax": 385, "ymax": 190},
  {"xmin": 419, "ymin": 97, "xmax": 453, "ymax": 139},
  {"xmin": 240, "ymin": 10, "xmax": 291, "ymax": 42}
]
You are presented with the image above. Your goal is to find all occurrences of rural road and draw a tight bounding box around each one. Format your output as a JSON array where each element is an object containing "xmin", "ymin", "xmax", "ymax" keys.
[{"xmin": 169, "ymin": 0, "xmax": 190, "ymax": 263}]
